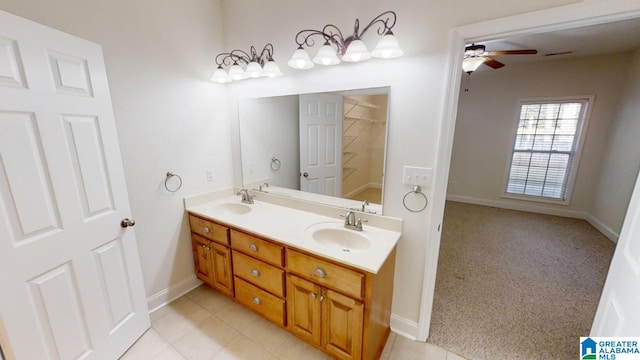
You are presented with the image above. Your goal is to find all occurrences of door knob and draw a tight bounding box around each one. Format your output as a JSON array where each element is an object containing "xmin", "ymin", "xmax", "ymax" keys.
[
  {"xmin": 303, "ymin": 172, "xmax": 309, "ymax": 178},
  {"xmin": 121, "ymin": 218, "xmax": 136, "ymax": 228}
]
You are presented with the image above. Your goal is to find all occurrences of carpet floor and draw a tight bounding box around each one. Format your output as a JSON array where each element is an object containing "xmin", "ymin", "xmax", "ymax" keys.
[{"xmin": 428, "ymin": 201, "xmax": 615, "ymax": 360}]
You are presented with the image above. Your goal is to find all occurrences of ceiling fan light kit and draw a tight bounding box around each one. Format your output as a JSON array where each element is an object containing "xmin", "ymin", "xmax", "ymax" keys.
[{"xmin": 462, "ymin": 43, "xmax": 537, "ymax": 74}]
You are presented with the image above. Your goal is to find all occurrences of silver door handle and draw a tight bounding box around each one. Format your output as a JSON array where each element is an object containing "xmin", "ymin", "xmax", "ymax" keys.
[
  {"xmin": 302, "ymin": 172, "xmax": 309, "ymax": 178},
  {"xmin": 121, "ymin": 218, "xmax": 135, "ymax": 228}
]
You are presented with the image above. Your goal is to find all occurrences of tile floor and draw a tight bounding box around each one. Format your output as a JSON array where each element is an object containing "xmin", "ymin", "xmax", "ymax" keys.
[{"xmin": 121, "ymin": 285, "xmax": 467, "ymax": 360}]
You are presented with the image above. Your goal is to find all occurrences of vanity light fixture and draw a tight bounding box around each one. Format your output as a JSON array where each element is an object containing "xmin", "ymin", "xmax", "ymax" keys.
[
  {"xmin": 210, "ymin": 43, "xmax": 283, "ymax": 83},
  {"xmin": 287, "ymin": 10, "xmax": 403, "ymax": 70}
]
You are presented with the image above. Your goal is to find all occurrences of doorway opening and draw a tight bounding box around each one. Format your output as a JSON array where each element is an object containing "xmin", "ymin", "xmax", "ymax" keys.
[{"xmin": 419, "ymin": 1, "xmax": 640, "ymax": 353}]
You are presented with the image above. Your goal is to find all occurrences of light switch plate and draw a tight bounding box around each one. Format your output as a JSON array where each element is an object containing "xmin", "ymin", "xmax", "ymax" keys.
[{"xmin": 403, "ymin": 166, "xmax": 433, "ymax": 186}]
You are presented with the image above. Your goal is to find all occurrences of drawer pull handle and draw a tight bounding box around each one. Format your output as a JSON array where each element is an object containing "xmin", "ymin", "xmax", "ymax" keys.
[
  {"xmin": 203, "ymin": 226, "xmax": 211, "ymax": 234},
  {"xmin": 319, "ymin": 295, "xmax": 325, "ymax": 302},
  {"xmin": 249, "ymin": 243, "xmax": 258, "ymax": 251},
  {"xmin": 250, "ymin": 268, "xmax": 260, "ymax": 277},
  {"xmin": 313, "ymin": 267, "xmax": 327, "ymax": 278},
  {"xmin": 311, "ymin": 292, "xmax": 317, "ymax": 299},
  {"xmin": 252, "ymin": 296, "xmax": 261, "ymax": 305}
]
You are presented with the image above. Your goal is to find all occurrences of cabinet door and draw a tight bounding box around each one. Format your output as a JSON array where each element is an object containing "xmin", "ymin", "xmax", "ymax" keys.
[
  {"xmin": 287, "ymin": 275, "xmax": 321, "ymax": 345},
  {"xmin": 211, "ymin": 242, "xmax": 234, "ymax": 297},
  {"xmin": 192, "ymin": 235, "xmax": 214, "ymax": 286},
  {"xmin": 322, "ymin": 289, "xmax": 364, "ymax": 360}
]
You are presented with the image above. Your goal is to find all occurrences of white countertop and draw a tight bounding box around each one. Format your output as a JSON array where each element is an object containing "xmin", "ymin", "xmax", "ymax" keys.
[{"xmin": 186, "ymin": 196, "xmax": 400, "ymax": 274}]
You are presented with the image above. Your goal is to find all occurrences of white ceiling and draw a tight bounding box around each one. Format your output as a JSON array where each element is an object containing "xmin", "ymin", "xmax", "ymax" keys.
[{"xmin": 472, "ymin": 17, "xmax": 640, "ymax": 68}]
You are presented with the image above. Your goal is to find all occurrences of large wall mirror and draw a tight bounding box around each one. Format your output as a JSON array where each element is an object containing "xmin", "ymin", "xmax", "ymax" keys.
[{"xmin": 238, "ymin": 87, "xmax": 390, "ymax": 214}]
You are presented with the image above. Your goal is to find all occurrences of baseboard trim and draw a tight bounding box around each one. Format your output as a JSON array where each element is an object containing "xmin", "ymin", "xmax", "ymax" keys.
[
  {"xmin": 146, "ymin": 275, "xmax": 203, "ymax": 313},
  {"xmin": 446, "ymin": 194, "xmax": 619, "ymax": 243},
  {"xmin": 446, "ymin": 194, "xmax": 585, "ymax": 218},
  {"xmin": 585, "ymin": 213, "xmax": 619, "ymax": 243},
  {"xmin": 390, "ymin": 314, "xmax": 419, "ymax": 340}
]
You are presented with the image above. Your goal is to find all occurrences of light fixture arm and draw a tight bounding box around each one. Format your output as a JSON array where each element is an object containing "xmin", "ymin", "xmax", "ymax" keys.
[
  {"xmin": 293, "ymin": 11, "xmax": 397, "ymax": 55},
  {"xmin": 215, "ymin": 43, "xmax": 277, "ymax": 67}
]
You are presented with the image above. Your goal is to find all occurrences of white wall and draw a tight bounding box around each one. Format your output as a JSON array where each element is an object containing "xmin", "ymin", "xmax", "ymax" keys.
[
  {"xmin": 449, "ymin": 53, "xmax": 631, "ymax": 218},
  {"xmin": 0, "ymin": 0, "xmax": 234, "ymax": 306},
  {"xmin": 239, "ymin": 96, "xmax": 300, "ymax": 189},
  {"xmin": 222, "ymin": 0, "xmax": 578, "ymax": 337},
  {"xmin": 590, "ymin": 48, "xmax": 640, "ymax": 232}
]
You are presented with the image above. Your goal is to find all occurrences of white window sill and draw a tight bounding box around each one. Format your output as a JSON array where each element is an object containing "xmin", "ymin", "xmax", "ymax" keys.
[{"xmin": 501, "ymin": 193, "xmax": 570, "ymax": 206}]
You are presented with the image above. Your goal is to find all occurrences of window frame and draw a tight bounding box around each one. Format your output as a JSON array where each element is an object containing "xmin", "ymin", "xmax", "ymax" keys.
[{"xmin": 502, "ymin": 95, "xmax": 594, "ymax": 205}]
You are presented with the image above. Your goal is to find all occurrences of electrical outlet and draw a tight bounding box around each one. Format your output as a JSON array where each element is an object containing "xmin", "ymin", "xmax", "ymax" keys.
[
  {"xmin": 402, "ymin": 166, "xmax": 432, "ymax": 186},
  {"xmin": 206, "ymin": 169, "xmax": 214, "ymax": 182}
]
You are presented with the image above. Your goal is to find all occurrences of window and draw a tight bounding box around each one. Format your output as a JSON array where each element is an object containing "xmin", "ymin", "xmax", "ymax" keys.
[{"xmin": 505, "ymin": 97, "xmax": 591, "ymax": 203}]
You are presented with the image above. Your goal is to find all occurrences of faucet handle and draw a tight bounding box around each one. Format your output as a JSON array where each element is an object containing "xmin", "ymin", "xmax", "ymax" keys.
[{"xmin": 356, "ymin": 218, "xmax": 368, "ymax": 228}]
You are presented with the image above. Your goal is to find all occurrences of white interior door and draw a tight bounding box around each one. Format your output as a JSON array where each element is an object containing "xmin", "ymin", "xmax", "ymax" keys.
[
  {"xmin": 299, "ymin": 94, "xmax": 343, "ymax": 196},
  {"xmin": 591, "ymin": 168, "xmax": 640, "ymax": 335},
  {"xmin": 0, "ymin": 10, "xmax": 149, "ymax": 359}
]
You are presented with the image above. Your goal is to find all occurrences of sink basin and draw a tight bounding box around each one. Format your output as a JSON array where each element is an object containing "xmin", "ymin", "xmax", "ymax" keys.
[
  {"xmin": 307, "ymin": 223, "xmax": 371, "ymax": 251},
  {"xmin": 213, "ymin": 202, "xmax": 252, "ymax": 215}
]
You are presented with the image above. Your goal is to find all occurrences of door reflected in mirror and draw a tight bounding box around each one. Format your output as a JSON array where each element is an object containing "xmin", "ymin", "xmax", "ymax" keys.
[{"xmin": 238, "ymin": 87, "xmax": 389, "ymax": 213}]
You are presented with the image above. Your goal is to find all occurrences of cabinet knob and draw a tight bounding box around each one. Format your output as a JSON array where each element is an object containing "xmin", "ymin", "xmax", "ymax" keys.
[
  {"xmin": 311, "ymin": 292, "xmax": 317, "ymax": 299},
  {"xmin": 203, "ymin": 226, "xmax": 210, "ymax": 233},
  {"xmin": 250, "ymin": 268, "xmax": 260, "ymax": 277},
  {"xmin": 201, "ymin": 244, "xmax": 210, "ymax": 250},
  {"xmin": 249, "ymin": 243, "xmax": 258, "ymax": 251},
  {"xmin": 319, "ymin": 295, "xmax": 325, "ymax": 302},
  {"xmin": 252, "ymin": 296, "xmax": 261, "ymax": 305},
  {"xmin": 313, "ymin": 267, "xmax": 327, "ymax": 278}
]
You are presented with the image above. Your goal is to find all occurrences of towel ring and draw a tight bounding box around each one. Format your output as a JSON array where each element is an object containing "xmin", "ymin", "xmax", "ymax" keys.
[
  {"xmin": 164, "ymin": 172, "xmax": 182, "ymax": 192},
  {"xmin": 270, "ymin": 157, "xmax": 281, "ymax": 171},
  {"xmin": 403, "ymin": 185, "xmax": 428, "ymax": 213}
]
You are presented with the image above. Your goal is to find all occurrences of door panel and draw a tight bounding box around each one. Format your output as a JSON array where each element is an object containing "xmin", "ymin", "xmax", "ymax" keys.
[
  {"xmin": 299, "ymin": 94, "xmax": 343, "ymax": 196},
  {"xmin": 0, "ymin": 111, "xmax": 61, "ymax": 242},
  {"xmin": 0, "ymin": 10, "xmax": 149, "ymax": 359},
  {"xmin": 287, "ymin": 274, "xmax": 321, "ymax": 345},
  {"xmin": 323, "ymin": 289, "xmax": 363, "ymax": 360},
  {"xmin": 211, "ymin": 242, "xmax": 234, "ymax": 296},
  {"xmin": 592, "ymin": 168, "xmax": 640, "ymax": 335},
  {"xmin": 63, "ymin": 115, "xmax": 115, "ymax": 218}
]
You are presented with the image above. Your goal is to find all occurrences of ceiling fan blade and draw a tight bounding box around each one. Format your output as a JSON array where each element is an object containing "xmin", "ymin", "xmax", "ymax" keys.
[
  {"xmin": 484, "ymin": 57, "xmax": 505, "ymax": 69},
  {"xmin": 487, "ymin": 49, "xmax": 538, "ymax": 56}
]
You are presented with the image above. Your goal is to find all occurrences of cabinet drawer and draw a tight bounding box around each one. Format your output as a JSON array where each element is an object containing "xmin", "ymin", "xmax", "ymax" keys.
[
  {"xmin": 235, "ymin": 277, "xmax": 286, "ymax": 327},
  {"xmin": 230, "ymin": 230, "xmax": 284, "ymax": 267},
  {"xmin": 287, "ymin": 249, "xmax": 364, "ymax": 300},
  {"xmin": 189, "ymin": 215, "xmax": 229, "ymax": 245},
  {"xmin": 233, "ymin": 251, "xmax": 285, "ymax": 298}
]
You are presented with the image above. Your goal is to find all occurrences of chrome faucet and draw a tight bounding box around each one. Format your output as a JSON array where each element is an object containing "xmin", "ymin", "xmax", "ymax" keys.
[
  {"xmin": 361, "ymin": 199, "xmax": 369, "ymax": 212},
  {"xmin": 258, "ymin": 182, "xmax": 269, "ymax": 192},
  {"xmin": 342, "ymin": 210, "xmax": 367, "ymax": 231},
  {"xmin": 237, "ymin": 188, "xmax": 254, "ymax": 204}
]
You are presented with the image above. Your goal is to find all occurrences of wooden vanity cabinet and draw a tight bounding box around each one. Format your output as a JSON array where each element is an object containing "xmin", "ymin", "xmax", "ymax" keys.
[
  {"xmin": 189, "ymin": 215, "xmax": 234, "ymax": 297},
  {"xmin": 187, "ymin": 212, "xmax": 396, "ymax": 360}
]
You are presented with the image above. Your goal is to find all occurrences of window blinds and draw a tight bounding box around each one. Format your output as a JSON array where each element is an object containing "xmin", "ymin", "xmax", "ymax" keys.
[{"xmin": 506, "ymin": 101, "xmax": 585, "ymax": 200}]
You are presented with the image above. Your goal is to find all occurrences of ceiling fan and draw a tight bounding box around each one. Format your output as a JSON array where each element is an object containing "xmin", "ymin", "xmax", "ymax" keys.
[{"xmin": 462, "ymin": 43, "xmax": 537, "ymax": 73}]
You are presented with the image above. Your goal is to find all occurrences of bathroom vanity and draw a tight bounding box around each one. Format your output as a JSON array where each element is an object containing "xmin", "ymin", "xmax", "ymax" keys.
[{"xmin": 184, "ymin": 190, "xmax": 401, "ymax": 360}]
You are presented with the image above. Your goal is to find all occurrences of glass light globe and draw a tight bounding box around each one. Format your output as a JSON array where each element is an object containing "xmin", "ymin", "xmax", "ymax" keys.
[
  {"xmin": 312, "ymin": 44, "xmax": 340, "ymax": 66},
  {"xmin": 287, "ymin": 48, "xmax": 314, "ymax": 69},
  {"xmin": 462, "ymin": 57, "xmax": 486, "ymax": 73},
  {"xmin": 228, "ymin": 63, "xmax": 245, "ymax": 81},
  {"xmin": 371, "ymin": 34, "xmax": 404, "ymax": 59},
  {"xmin": 342, "ymin": 40, "xmax": 371, "ymax": 62},
  {"xmin": 261, "ymin": 60, "xmax": 283, "ymax": 78},
  {"xmin": 210, "ymin": 66, "xmax": 230, "ymax": 83},
  {"xmin": 245, "ymin": 61, "xmax": 263, "ymax": 78}
]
